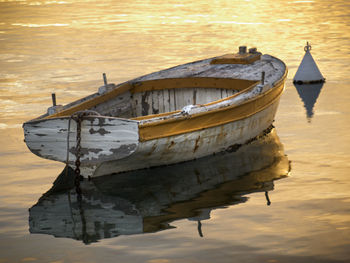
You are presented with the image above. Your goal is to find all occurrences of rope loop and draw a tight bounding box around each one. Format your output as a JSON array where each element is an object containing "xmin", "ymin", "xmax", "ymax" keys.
[{"xmin": 304, "ymin": 41, "xmax": 312, "ymax": 52}]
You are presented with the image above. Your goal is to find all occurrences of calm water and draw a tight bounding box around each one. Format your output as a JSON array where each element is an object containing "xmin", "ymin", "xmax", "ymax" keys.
[{"xmin": 1, "ymin": 0, "xmax": 350, "ymax": 262}]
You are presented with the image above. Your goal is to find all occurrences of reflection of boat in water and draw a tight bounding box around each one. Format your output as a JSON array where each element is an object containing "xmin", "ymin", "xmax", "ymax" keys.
[
  {"xmin": 294, "ymin": 83, "xmax": 324, "ymax": 122},
  {"xmin": 29, "ymin": 128, "xmax": 290, "ymax": 244}
]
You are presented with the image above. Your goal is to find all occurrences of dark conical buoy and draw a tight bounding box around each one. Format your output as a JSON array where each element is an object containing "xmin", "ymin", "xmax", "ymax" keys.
[{"xmin": 293, "ymin": 42, "xmax": 325, "ymax": 84}]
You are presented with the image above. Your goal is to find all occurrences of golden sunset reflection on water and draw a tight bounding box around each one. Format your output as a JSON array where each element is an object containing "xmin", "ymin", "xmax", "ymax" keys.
[{"xmin": 0, "ymin": 0, "xmax": 350, "ymax": 262}]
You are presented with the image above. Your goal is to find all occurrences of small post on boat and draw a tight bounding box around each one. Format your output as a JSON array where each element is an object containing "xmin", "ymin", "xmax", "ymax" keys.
[
  {"xmin": 103, "ymin": 73, "xmax": 108, "ymax": 86},
  {"xmin": 98, "ymin": 73, "xmax": 116, "ymax": 95},
  {"xmin": 239, "ymin": 46, "xmax": 247, "ymax": 54},
  {"xmin": 293, "ymin": 42, "xmax": 325, "ymax": 84},
  {"xmin": 51, "ymin": 93, "xmax": 57, "ymax": 106},
  {"xmin": 47, "ymin": 93, "xmax": 63, "ymax": 115}
]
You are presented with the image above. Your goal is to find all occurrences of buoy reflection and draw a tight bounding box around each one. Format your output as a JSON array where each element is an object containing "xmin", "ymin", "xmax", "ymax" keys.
[{"xmin": 294, "ymin": 82, "xmax": 324, "ymax": 122}]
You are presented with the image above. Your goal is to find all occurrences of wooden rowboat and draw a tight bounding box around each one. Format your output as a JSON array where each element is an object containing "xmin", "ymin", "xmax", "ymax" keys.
[{"xmin": 23, "ymin": 47, "xmax": 287, "ymax": 177}]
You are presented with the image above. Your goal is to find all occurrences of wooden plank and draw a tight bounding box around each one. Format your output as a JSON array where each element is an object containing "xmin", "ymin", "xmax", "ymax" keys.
[
  {"xmin": 227, "ymin": 89, "xmax": 235, "ymax": 97},
  {"xmin": 141, "ymin": 91, "xmax": 151, "ymax": 116},
  {"xmin": 212, "ymin": 88, "xmax": 221, "ymax": 102},
  {"xmin": 174, "ymin": 88, "xmax": 186, "ymax": 110},
  {"xmin": 132, "ymin": 92, "xmax": 142, "ymax": 117},
  {"xmin": 222, "ymin": 89, "xmax": 229, "ymax": 99},
  {"xmin": 158, "ymin": 90, "xmax": 165, "ymax": 114},
  {"xmin": 152, "ymin": 90, "xmax": 160, "ymax": 115},
  {"xmin": 91, "ymin": 91, "xmax": 133, "ymax": 118},
  {"xmin": 163, "ymin": 89, "xmax": 170, "ymax": 113},
  {"xmin": 196, "ymin": 87, "xmax": 209, "ymax": 105},
  {"xmin": 169, "ymin": 89, "xmax": 176, "ymax": 112},
  {"xmin": 192, "ymin": 88, "xmax": 197, "ymax": 105},
  {"xmin": 183, "ymin": 88, "xmax": 194, "ymax": 107},
  {"xmin": 146, "ymin": 91, "xmax": 153, "ymax": 116}
]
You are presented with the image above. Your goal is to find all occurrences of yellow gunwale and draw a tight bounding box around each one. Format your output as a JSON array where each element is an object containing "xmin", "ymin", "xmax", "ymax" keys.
[
  {"xmin": 44, "ymin": 77, "xmax": 258, "ymax": 119},
  {"xmin": 43, "ymin": 82, "xmax": 133, "ymax": 119}
]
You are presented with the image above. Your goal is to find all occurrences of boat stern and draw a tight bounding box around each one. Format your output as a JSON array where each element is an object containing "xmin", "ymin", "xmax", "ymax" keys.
[{"xmin": 23, "ymin": 116, "xmax": 139, "ymax": 167}]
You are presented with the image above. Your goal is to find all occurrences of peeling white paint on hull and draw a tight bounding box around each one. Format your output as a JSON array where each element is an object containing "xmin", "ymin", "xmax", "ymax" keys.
[
  {"xmin": 23, "ymin": 116, "xmax": 139, "ymax": 166},
  {"xmin": 93, "ymin": 98, "xmax": 281, "ymax": 177}
]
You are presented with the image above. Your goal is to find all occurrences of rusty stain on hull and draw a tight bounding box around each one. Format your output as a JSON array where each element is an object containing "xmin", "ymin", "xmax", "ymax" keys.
[
  {"xmin": 145, "ymin": 143, "xmax": 157, "ymax": 157},
  {"xmin": 167, "ymin": 140, "xmax": 175, "ymax": 149},
  {"xmin": 193, "ymin": 136, "xmax": 201, "ymax": 153}
]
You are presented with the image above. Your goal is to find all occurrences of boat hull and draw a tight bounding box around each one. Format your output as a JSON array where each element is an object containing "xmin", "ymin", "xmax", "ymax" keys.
[{"xmin": 93, "ymin": 95, "xmax": 282, "ymax": 177}]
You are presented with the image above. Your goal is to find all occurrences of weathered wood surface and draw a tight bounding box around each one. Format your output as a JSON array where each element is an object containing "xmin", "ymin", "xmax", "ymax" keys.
[
  {"xmin": 129, "ymin": 87, "xmax": 238, "ymax": 117},
  {"xmin": 91, "ymin": 91, "xmax": 133, "ymax": 118},
  {"xmin": 24, "ymin": 116, "xmax": 139, "ymax": 165},
  {"xmin": 133, "ymin": 55, "xmax": 285, "ymax": 87}
]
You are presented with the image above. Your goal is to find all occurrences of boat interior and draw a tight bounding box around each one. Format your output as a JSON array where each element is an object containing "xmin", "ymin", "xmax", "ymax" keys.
[{"xmin": 45, "ymin": 77, "xmax": 260, "ymax": 120}]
